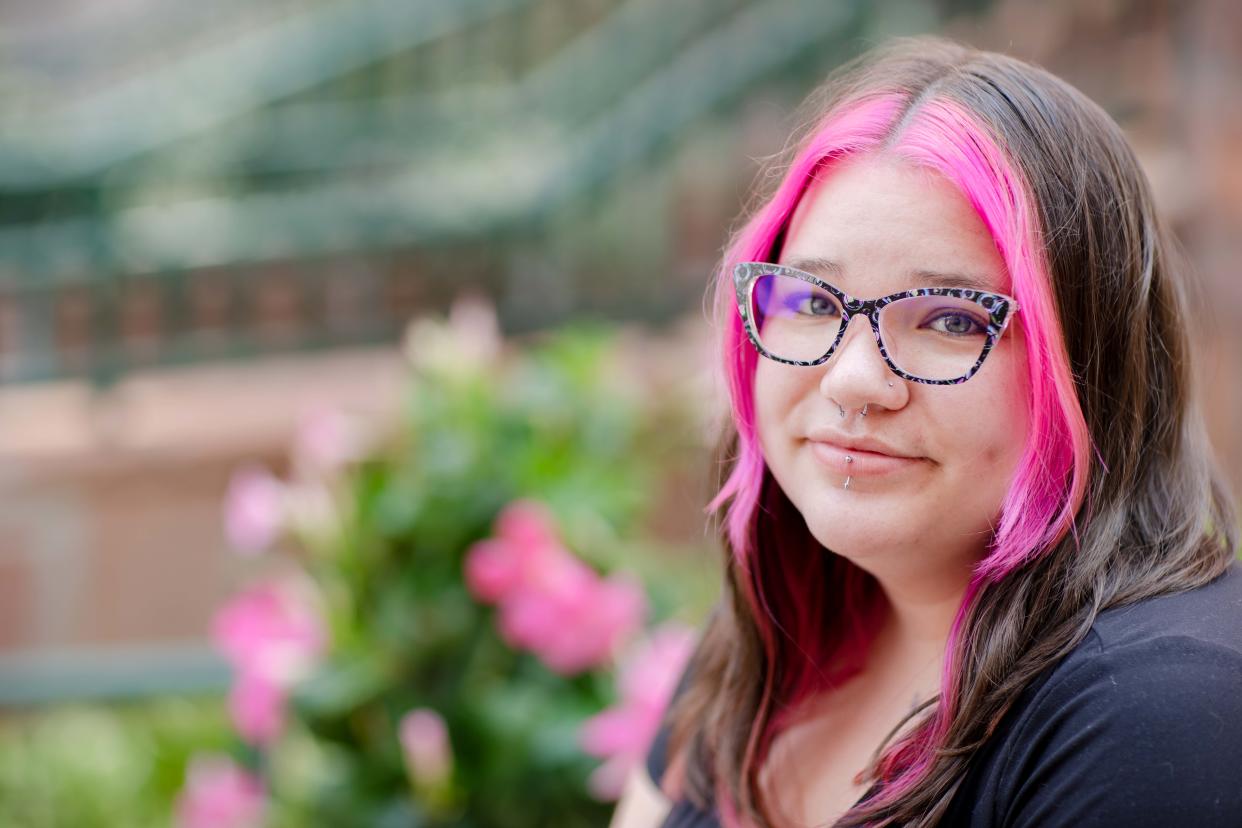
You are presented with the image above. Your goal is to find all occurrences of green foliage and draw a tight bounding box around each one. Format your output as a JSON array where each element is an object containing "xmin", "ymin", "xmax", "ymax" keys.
[
  {"xmin": 0, "ymin": 697, "xmax": 231, "ymax": 828},
  {"xmin": 271, "ymin": 322, "xmax": 676, "ymax": 826},
  {"xmin": 0, "ymin": 316, "xmax": 719, "ymax": 827}
]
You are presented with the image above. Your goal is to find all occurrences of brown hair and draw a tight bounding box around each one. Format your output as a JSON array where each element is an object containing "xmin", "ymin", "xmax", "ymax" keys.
[{"xmin": 664, "ymin": 36, "xmax": 1239, "ymax": 827}]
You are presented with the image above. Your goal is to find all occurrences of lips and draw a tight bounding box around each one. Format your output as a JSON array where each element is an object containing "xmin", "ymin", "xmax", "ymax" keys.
[{"xmin": 806, "ymin": 438, "xmax": 926, "ymax": 476}]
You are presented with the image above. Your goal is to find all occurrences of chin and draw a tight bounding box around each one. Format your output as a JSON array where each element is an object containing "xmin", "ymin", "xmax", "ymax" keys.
[
  {"xmin": 799, "ymin": 501, "xmax": 916, "ymax": 558},
  {"xmin": 799, "ymin": 508, "xmax": 899, "ymax": 553}
]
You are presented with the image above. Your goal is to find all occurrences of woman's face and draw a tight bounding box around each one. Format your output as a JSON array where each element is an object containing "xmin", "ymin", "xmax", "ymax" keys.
[{"xmin": 754, "ymin": 154, "xmax": 1031, "ymax": 586}]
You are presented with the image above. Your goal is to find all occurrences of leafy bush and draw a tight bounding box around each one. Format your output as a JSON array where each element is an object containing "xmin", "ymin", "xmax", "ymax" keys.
[
  {"xmin": 203, "ymin": 302, "xmax": 713, "ymax": 827},
  {"xmin": 0, "ymin": 304, "xmax": 716, "ymax": 828}
]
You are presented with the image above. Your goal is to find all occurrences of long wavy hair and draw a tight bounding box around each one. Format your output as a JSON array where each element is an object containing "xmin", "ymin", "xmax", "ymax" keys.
[{"xmin": 659, "ymin": 36, "xmax": 1240, "ymax": 827}]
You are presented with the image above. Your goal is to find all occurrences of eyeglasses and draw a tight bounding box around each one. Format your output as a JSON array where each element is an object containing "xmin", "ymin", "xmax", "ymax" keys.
[{"xmin": 733, "ymin": 262, "xmax": 1020, "ymax": 385}]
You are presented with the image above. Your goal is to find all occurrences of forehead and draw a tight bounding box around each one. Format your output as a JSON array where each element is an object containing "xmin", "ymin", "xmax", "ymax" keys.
[{"xmin": 778, "ymin": 155, "xmax": 1011, "ymax": 296}]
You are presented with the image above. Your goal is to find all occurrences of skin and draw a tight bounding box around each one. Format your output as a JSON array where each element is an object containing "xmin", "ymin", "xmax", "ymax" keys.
[
  {"xmin": 751, "ymin": 153, "xmax": 1032, "ymax": 824},
  {"xmin": 609, "ymin": 768, "xmax": 672, "ymax": 828},
  {"xmin": 757, "ymin": 153, "xmax": 1030, "ymax": 628}
]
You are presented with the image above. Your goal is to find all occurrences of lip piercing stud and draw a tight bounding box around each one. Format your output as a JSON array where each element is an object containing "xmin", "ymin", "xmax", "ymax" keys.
[{"xmin": 844, "ymin": 455, "xmax": 853, "ymax": 490}]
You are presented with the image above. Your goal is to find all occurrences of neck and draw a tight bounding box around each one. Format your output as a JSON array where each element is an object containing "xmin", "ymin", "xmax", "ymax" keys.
[{"xmin": 867, "ymin": 560, "xmax": 975, "ymax": 695}]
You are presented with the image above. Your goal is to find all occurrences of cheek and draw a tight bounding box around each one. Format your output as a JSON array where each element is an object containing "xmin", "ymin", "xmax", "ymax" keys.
[
  {"xmin": 753, "ymin": 362, "xmax": 792, "ymax": 448},
  {"xmin": 753, "ymin": 360, "xmax": 826, "ymax": 468},
  {"xmin": 941, "ymin": 358, "xmax": 1030, "ymax": 480},
  {"xmin": 994, "ymin": 350, "xmax": 1033, "ymax": 467}
]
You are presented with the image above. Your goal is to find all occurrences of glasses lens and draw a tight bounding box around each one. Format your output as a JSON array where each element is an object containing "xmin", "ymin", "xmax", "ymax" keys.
[
  {"xmin": 750, "ymin": 273, "xmax": 844, "ymax": 362},
  {"xmin": 878, "ymin": 295, "xmax": 991, "ymax": 381}
]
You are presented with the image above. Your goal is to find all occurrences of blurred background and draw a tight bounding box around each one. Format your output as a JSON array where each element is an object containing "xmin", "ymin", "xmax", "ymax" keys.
[{"xmin": 0, "ymin": 0, "xmax": 1239, "ymax": 825}]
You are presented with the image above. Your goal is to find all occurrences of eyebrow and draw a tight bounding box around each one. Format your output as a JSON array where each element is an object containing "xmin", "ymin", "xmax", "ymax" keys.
[{"xmin": 781, "ymin": 256, "xmax": 1000, "ymax": 293}]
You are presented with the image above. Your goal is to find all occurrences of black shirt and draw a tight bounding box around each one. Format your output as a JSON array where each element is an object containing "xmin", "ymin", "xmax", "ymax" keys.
[{"xmin": 646, "ymin": 560, "xmax": 1242, "ymax": 826}]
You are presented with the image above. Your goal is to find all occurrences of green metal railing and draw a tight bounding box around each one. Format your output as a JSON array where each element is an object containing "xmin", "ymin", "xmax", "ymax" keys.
[{"xmin": 0, "ymin": 0, "xmax": 932, "ymax": 389}]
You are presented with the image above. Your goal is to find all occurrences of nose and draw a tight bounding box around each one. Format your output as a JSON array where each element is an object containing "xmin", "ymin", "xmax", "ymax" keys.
[{"xmin": 818, "ymin": 312, "xmax": 906, "ymax": 411}]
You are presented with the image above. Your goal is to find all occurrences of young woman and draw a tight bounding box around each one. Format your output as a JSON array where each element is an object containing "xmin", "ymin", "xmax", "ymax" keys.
[{"xmin": 611, "ymin": 37, "xmax": 1242, "ymax": 828}]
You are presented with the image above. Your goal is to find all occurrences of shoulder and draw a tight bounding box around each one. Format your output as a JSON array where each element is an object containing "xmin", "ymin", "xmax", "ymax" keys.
[
  {"xmin": 1039, "ymin": 561, "xmax": 1242, "ymax": 712},
  {"xmin": 610, "ymin": 768, "xmax": 673, "ymax": 828},
  {"xmin": 1042, "ymin": 561, "xmax": 1242, "ymax": 726},
  {"xmin": 1087, "ymin": 559, "xmax": 1242, "ymax": 653},
  {"xmin": 965, "ymin": 564, "xmax": 1242, "ymax": 827}
]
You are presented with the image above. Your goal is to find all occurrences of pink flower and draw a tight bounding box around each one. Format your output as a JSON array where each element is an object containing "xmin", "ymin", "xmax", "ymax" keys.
[
  {"xmin": 212, "ymin": 577, "xmax": 327, "ymax": 685},
  {"xmin": 223, "ymin": 465, "xmax": 286, "ymax": 555},
  {"xmin": 496, "ymin": 587, "xmax": 569, "ymax": 656},
  {"xmin": 174, "ymin": 754, "xmax": 266, "ymax": 828},
  {"xmin": 464, "ymin": 529, "xmax": 567, "ymax": 605},
  {"xmin": 463, "ymin": 539, "xmax": 522, "ymax": 603},
  {"xmin": 399, "ymin": 708, "xmax": 453, "ymax": 786},
  {"xmin": 502, "ymin": 573, "xmax": 646, "ymax": 675},
  {"xmin": 580, "ymin": 622, "xmax": 697, "ymax": 800},
  {"xmin": 463, "ymin": 500, "xmax": 566, "ymax": 604},
  {"xmin": 292, "ymin": 405, "xmax": 366, "ymax": 477},
  {"xmin": 466, "ymin": 500, "xmax": 646, "ymax": 674},
  {"xmin": 493, "ymin": 499, "xmax": 560, "ymax": 549},
  {"xmin": 581, "ymin": 742, "xmax": 633, "ymax": 804},
  {"xmin": 614, "ymin": 620, "xmax": 697, "ymax": 712},
  {"xmin": 493, "ymin": 548, "xmax": 595, "ymax": 649},
  {"xmin": 227, "ymin": 671, "xmax": 286, "ymax": 747},
  {"xmin": 211, "ymin": 576, "xmax": 327, "ymax": 746},
  {"xmin": 462, "ymin": 504, "xmax": 552, "ymax": 608}
]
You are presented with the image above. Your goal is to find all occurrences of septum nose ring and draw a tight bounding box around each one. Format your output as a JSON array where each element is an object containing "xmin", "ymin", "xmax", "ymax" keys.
[
  {"xmin": 838, "ymin": 403, "xmax": 870, "ymax": 418},
  {"xmin": 835, "ymin": 381, "xmax": 893, "ymax": 419}
]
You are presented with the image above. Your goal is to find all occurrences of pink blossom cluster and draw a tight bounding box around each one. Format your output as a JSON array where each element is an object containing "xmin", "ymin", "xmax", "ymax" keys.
[
  {"xmin": 174, "ymin": 754, "xmax": 266, "ymax": 828},
  {"xmin": 464, "ymin": 500, "xmax": 646, "ymax": 675},
  {"xmin": 221, "ymin": 406, "xmax": 367, "ymax": 555},
  {"xmin": 290, "ymin": 404, "xmax": 368, "ymax": 478},
  {"xmin": 210, "ymin": 576, "xmax": 328, "ymax": 746},
  {"xmin": 223, "ymin": 465, "xmax": 286, "ymax": 555},
  {"xmin": 399, "ymin": 707, "xmax": 453, "ymax": 786},
  {"xmin": 579, "ymin": 622, "xmax": 697, "ymax": 800},
  {"xmin": 186, "ymin": 405, "xmax": 359, "ymax": 823}
]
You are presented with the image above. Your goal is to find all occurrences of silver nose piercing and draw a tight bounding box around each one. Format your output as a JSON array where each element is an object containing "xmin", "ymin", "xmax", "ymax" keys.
[{"xmin": 835, "ymin": 381, "xmax": 892, "ymax": 420}]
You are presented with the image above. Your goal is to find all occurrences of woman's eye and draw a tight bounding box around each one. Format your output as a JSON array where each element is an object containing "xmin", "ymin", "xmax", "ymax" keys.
[
  {"xmin": 791, "ymin": 294, "xmax": 837, "ymax": 316},
  {"xmin": 926, "ymin": 311, "xmax": 985, "ymax": 335}
]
